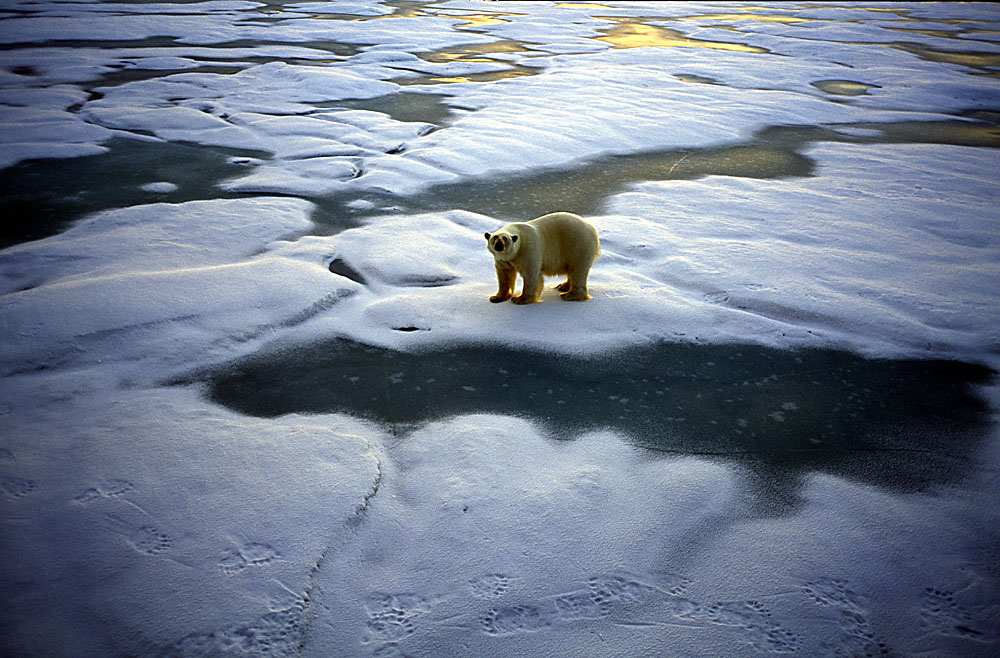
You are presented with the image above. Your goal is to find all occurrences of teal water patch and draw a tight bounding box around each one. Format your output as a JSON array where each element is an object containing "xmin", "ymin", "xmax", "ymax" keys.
[
  {"xmin": 329, "ymin": 91, "xmax": 455, "ymax": 127},
  {"xmin": 194, "ymin": 339, "xmax": 994, "ymax": 510},
  {"xmin": 0, "ymin": 137, "xmax": 271, "ymax": 248}
]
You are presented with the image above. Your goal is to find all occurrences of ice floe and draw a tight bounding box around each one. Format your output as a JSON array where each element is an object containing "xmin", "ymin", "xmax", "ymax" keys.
[{"xmin": 2, "ymin": 2, "xmax": 999, "ymax": 657}]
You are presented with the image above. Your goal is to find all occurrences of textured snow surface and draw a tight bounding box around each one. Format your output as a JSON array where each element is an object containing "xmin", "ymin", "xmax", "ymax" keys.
[{"xmin": 1, "ymin": 2, "xmax": 999, "ymax": 657}]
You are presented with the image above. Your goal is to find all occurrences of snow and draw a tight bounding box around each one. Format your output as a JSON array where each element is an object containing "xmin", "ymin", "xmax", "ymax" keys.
[
  {"xmin": 141, "ymin": 181, "xmax": 179, "ymax": 193},
  {"xmin": 1, "ymin": 2, "xmax": 999, "ymax": 657}
]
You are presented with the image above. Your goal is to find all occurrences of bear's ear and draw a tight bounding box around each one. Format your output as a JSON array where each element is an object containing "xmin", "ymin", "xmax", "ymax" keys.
[
  {"xmin": 484, "ymin": 232, "xmax": 491, "ymax": 240},
  {"xmin": 511, "ymin": 235, "xmax": 518, "ymax": 243}
]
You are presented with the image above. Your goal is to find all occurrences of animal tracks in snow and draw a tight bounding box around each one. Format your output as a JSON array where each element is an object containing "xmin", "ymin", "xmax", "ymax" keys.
[
  {"xmin": 468, "ymin": 573, "xmax": 511, "ymax": 600},
  {"xmin": 152, "ymin": 592, "xmax": 307, "ymax": 657},
  {"xmin": 71, "ymin": 478, "xmax": 136, "ymax": 505},
  {"xmin": 919, "ymin": 587, "xmax": 994, "ymax": 642},
  {"xmin": 362, "ymin": 592, "xmax": 433, "ymax": 645},
  {"xmin": 0, "ymin": 474, "xmax": 37, "ymax": 499},
  {"xmin": 0, "ymin": 448, "xmax": 37, "ymax": 499},
  {"xmin": 360, "ymin": 570, "xmax": 812, "ymax": 656},
  {"xmin": 480, "ymin": 604, "xmax": 550, "ymax": 636},
  {"xmin": 799, "ymin": 577, "xmax": 890, "ymax": 657},
  {"xmin": 103, "ymin": 514, "xmax": 173, "ymax": 556},
  {"xmin": 219, "ymin": 541, "xmax": 281, "ymax": 575},
  {"xmin": 358, "ymin": 571, "xmax": 1000, "ymax": 656},
  {"xmin": 65, "ymin": 476, "xmax": 187, "ymax": 565}
]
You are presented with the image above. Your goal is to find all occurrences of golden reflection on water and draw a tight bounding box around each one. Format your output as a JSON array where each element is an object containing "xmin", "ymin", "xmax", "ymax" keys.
[
  {"xmin": 596, "ymin": 20, "xmax": 769, "ymax": 53},
  {"xmin": 891, "ymin": 42, "xmax": 1000, "ymax": 74},
  {"xmin": 811, "ymin": 79, "xmax": 880, "ymax": 96}
]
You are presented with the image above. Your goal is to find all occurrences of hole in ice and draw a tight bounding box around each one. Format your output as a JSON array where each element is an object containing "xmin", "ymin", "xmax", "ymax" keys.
[
  {"xmin": 193, "ymin": 339, "xmax": 994, "ymax": 509},
  {"xmin": 328, "ymin": 258, "xmax": 366, "ymax": 284}
]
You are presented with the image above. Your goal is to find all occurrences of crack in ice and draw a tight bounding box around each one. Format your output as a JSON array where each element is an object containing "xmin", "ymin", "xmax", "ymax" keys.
[{"xmin": 296, "ymin": 441, "xmax": 384, "ymax": 656}]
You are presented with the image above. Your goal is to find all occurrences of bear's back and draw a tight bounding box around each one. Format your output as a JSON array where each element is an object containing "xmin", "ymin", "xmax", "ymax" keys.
[{"xmin": 528, "ymin": 212, "xmax": 599, "ymax": 273}]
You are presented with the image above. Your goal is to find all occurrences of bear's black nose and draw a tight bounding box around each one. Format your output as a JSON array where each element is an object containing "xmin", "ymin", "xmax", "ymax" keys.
[{"xmin": 494, "ymin": 242, "xmax": 504, "ymax": 252}]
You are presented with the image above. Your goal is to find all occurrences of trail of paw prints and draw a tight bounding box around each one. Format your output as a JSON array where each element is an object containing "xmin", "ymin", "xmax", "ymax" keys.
[
  {"xmin": 801, "ymin": 577, "xmax": 889, "ymax": 657},
  {"xmin": 103, "ymin": 513, "xmax": 173, "ymax": 556},
  {"xmin": 480, "ymin": 604, "xmax": 552, "ymax": 636},
  {"xmin": 699, "ymin": 599, "xmax": 801, "ymax": 654},
  {"xmin": 153, "ymin": 593, "xmax": 307, "ymax": 657},
  {"xmin": 469, "ymin": 573, "xmax": 511, "ymax": 600},
  {"xmin": 477, "ymin": 571, "xmax": 700, "ymax": 636},
  {"xmin": 801, "ymin": 577, "xmax": 866, "ymax": 614},
  {"xmin": 0, "ymin": 474, "xmax": 37, "ymax": 499},
  {"xmin": 72, "ymin": 478, "xmax": 136, "ymax": 505},
  {"xmin": 219, "ymin": 542, "xmax": 281, "ymax": 575},
  {"xmin": 553, "ymin": 590, "xmax": 609, "ymax": 622},
  {"xmin": 0, "ymin": 448, "xmax": 37, "ymax": 500},
  {"xmin": 363, "ymin": 592, "xmax": 432, "ymax": 648},
  {"xmin": 360, "ymin": 571, "xmax": 806, "ymax": 654},
  {"xmin": 919, "ymin": 587, "xmax": 993, "ymax": 643}
]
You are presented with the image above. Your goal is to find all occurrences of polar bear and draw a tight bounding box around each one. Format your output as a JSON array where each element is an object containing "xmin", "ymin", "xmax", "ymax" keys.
[{"xmin": 484, "ymin": 212, "xmax": 600, "ymax": 304}]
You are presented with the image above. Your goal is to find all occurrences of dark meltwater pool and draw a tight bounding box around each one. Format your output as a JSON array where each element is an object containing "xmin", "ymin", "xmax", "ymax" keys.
[{"xmin": 192, "ymin": 339, "xmax": 994, "ymax": 512}]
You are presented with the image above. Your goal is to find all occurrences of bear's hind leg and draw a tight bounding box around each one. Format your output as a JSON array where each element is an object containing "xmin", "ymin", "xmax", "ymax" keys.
[
  {"xmin": 554, "ymin": 280, "xmax": 571, "ymax": 293},
  {"xmin": 559, "ymin": 266, "xmax": 592, "ymax": 302}
]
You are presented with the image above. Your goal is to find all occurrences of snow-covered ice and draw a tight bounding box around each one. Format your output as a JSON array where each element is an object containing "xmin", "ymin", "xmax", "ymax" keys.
[{"xmin": 2, "ymin": 2, "xmax": 999, "ymax": 657}]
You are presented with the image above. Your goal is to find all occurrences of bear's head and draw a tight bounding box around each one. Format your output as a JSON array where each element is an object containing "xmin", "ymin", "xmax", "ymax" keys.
[{"xmin": 484, "ymin": 230, "xmax": 519, "ymax": 258}]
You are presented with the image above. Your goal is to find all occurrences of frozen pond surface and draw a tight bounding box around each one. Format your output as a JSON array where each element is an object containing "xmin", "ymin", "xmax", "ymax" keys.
[{"xmin": 2, "ymin": 1, "xmax": 1000, "ymax": 657}]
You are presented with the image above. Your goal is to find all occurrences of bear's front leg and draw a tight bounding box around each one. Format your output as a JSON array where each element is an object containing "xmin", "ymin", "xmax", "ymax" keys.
[
  {"xmin": 490, "ymin": 262, "xmax": 516, "ymax": 303},
  {"xmin": 512, "ymin": 269, "xmax": 542, "ymax": 304}
]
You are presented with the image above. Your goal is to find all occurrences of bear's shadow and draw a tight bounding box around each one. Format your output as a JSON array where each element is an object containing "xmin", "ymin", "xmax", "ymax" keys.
[{"xmin": 193, "ymin": 339, "xmax": 994, "ymax": 515}]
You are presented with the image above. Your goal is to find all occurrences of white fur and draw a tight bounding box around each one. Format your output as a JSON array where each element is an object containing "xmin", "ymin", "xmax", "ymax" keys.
[{"xmin": 484, "ymin": 212, "xmax": 600, "ymax": 304}]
